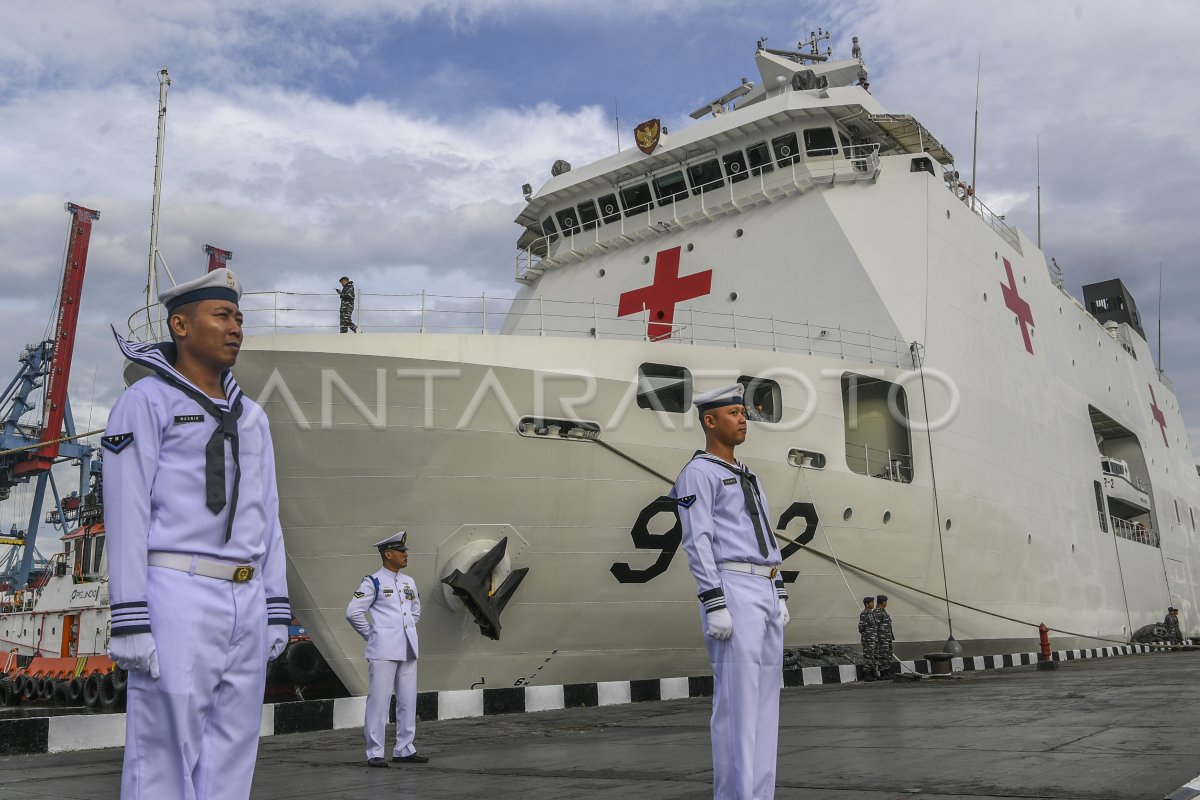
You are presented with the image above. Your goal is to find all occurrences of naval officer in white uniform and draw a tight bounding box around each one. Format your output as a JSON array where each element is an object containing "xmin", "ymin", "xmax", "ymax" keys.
[
  {"xmin": 103, "ymin": 268, "xmax": 291, "ymax": 800},
  {"xmin": 346, "ymin": 531, "xmax": 428, "ymax": 767},
  {"xmin": 669, "ymin": 384, "xmax": 790, "ymax": 800}
]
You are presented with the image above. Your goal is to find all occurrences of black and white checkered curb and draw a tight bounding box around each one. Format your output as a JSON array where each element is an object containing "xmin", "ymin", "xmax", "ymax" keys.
[
  {"xmin": 1166, "ymin": 773, "xmax": 1200, "ymax": 800},
  {"xmin": 0, "ymin": 643, "xmax": 1179, "ymax": 756}
]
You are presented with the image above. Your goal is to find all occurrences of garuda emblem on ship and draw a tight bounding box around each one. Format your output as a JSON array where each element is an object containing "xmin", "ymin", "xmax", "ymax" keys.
[{"xmin": 634, "ymin": 118, "xmax": 661, "ymax": 154}]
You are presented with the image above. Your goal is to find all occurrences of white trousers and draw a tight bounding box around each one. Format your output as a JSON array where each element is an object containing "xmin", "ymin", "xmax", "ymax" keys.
[
  {"xmin": 704, "ymin": 569, "xmax": 784, "ymax": 800},
  {"xmin": 122, "ymin": 566, "xmax": 267, "ymax": 800},
  {"xmin": 364, "ymin": 652, "xmax": 418, "ymax": 759}
]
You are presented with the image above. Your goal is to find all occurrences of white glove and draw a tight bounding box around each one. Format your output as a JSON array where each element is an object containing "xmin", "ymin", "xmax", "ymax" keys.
[
  {"xmin": 267, "ymin": 628, "xmax": 288, "ymax": 661},
  {"xmin": 109, "ymin": 632, "xmax": 160, "ymax": 679},
  {"xmin": 778, "ymin": 603, "xmax": 791, "ymax": 627},
  {"xmin": 705, "ymin": 608, "xmax": 734, "ymax": 640}
]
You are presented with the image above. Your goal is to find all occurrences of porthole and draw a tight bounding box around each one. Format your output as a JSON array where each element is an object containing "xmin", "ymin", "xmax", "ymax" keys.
[
  {"xmin": 642, "ymin": 255, "xmax": 650, "ymax": 264},
  {"xmin": 843, "ymin": 507, "xmax": 853, "ymax": 521},
  {"xmin": 1071, "ymin": 544, "xmax": 1076, "ymax": 553},
  {"xmin": 729, "ymin": 292, "xmax": 738, "ymax": 301},
  {"xmin": 686, "ymin": 243, "xmax": 694, "ymax": 252},
  {"xmin": 982, "ymin": 292, "xmax": 988, "ymax": 302},
  {"xmin": 946, "ymin": 210, "xmax": 951, "ymax": 219},
  {"xmin": 598, "ymin": 268, "xmax": 606, "ymax": 277},
  {"xmin": 945, "ymin": 519, "xmax": 952, "ymax": 531},
  {"xmin": 1027, "ymin": 533, "xmax": 1032, "ymax": 544},
  {"xmin": 883, "ymin": 511, "xmax": 892, "ymax": 524},
  {"xmin": 1022, "ymin": 275, "xmax": 1026, "ymax": 284},
  {"xmin": 994, "ymin": 252, "xmax": 998, "ymax": 260},
  {"xmin": 735, "ymin": 228, "xmax": 744, "ymax": 237},
  {"xmin": 1072, "ymin": 359, "xmax": 1075, "ymax": 366}
]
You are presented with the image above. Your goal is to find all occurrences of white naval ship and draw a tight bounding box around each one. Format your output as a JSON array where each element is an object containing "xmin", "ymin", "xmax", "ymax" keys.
[{"xmin": 133, "ymin": 35, "xmax": 1200, "ymax": 694}]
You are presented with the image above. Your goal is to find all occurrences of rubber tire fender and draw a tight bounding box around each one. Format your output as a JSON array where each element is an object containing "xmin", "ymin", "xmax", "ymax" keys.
[
  {"xmin": 111, "ymin": 668, "xmax": 128, "ymax": 691},
  {"xmin": 82, "ymin": 672, "xmax": 103, "ymax": 707},
  {"xmin": 68, "ymin": 676, "xmax": 85, "ymax": 703},
  {"xmin": 53, "ymin": 681, "xmax": 72, "ymax": 706},
  {"xmin": 40, "ymin": 678, "xmax": 56, "ymax": 701},
  {"xmin": 283, "ymin": 640, "xmax": 325, "ymax": 683},
  {"xmin": 98, "ymin": 673, "xmax": 121, "ymax": 710},
  {"xmin": 21, "ymin": 675, "xmax": 37, "ymax": 699}
]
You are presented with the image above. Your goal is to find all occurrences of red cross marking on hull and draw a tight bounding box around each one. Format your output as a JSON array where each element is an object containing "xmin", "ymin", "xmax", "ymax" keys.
[
  {"xmin": 1001, "ymin": 258, "xmax": 1035, "ymax": 354},
  {"xmin": 618, "ymin": 246, "xmax": 713, "ymax": 340},
  {"xmin": 1149, "ymin": 384, "xmax": 1169, "ymax": 447}
]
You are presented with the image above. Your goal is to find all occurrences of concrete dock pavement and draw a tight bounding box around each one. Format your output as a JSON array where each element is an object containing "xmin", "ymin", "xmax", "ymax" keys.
[{"xmin": 1, "ymin": 651, "xmax": 1198, "ymax": 799}]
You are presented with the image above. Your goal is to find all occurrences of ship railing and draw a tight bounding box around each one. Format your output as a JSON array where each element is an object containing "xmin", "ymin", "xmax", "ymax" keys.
[
  {"xmin": 845, "ymin": 442, "xmax": 914, "ymax": 483},
  {"xmin": 1110, "ymin": 516, "xmax": 1159, "ymax": 548},
  {"xmin": 941, "ymin": 165, "xmax": 1022, "ymax": 253},
  {"xmin": 126, "ymin": 292, "xmax": 916, "ymax": 367},
  {"xmin": 516, "ymin": 143, "xmax": 883, "ymax": 282}
]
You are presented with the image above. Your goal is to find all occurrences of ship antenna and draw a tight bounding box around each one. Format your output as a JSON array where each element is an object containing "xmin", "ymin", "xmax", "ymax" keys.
[
  {"xmin": 1036, "ymin": 135, "xmax": 1042, "ymax": 250},
  {"xmin": 145, "ymin": 68, "xmax": 171, "ymax": 339},
  {"xmin": 614, "ymin": 99, "xmax": 621, "ymax": 153},
  {"xmin": 970, "ymin": 54, "xmax": 981, "ymax": 213},
  {"xmin": 1157, "ymin": 261, "xmax": 1164, "ymax": 376}
]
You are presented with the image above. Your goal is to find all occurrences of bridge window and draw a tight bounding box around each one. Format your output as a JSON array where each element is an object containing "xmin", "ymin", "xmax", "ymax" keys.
[
  {"xmin": 577, "ymin": 200, "xmax": 599, "ymax": 231},
  {"xmin": 620, "ymin": 183, "xmax": 654, "ymax": 217},
  {"xmin": 653, "ymin": 171, "xmax": 689, "ymax": 206},
  {"xmin": 93, "ymin": 535, "xmax": 105, "ymax": 573},
  {"xmin": 636, "ymin": 363, "xmax": 691, "ymax": 413},
  {"xmin": 687, "ymin": 159, "xmax": 724, "ymax": 194},
  {"xmin": 541, "ymin": 216, "xmax": 558, "ymax": 244},
  {"xmin": 804, "ymin": 127, "xmax": 838, "ymax": 157},
  {"xmin": 772, "ymin": 133, "xmax": 800, "ymax": 167},
  {"xmin": 842, "ymin": 373, "xmax": 913, "ymax": 483},
  {"xmin": 722, "ymin": 151, "xmax": 749, "ymax": 183},
  {"xmin": 555, "ymin": 208, "xmax": 580, "ymax": 237},
  {"xmin": 597, "ymin": 194, "xmax": 621, "ymax": 224},
  {"xmin": 739, "ymin": 376, "xmax": 781, "ymax": 423},
  {"xmin": 910, "ymin": 156, "xmax": 935, "ymax": 174},
  {"xmin": 746, "ymin": 141, "xmax": 774, "ymax": 176}
]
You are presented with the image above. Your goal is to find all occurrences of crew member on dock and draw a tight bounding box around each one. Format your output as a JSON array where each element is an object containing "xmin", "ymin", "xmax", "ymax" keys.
[
  {"xmin": 103, "ymin": 268, "xmax": 291, "ymax": 800},
  {"xmin": 337, "ymin": 276, "xmax": 359, "ymax": 333},
  {"xmin": 874, "ymin": 595, "xmax": 895, "ymax": 678},
  {"xmin": 859, "ymin": 596, "xmax": 878, "ymax": 680},
  {"xmin": 669, "ymin": 383, "xmax": 789, "ymax": 800},
  {"xmin": 1163, "ymin": 607, "xmax": 1183, "ymax": 645},
  {"xmin": 346, "ymin": 531, "xmax": 428, "ymax": 768}
]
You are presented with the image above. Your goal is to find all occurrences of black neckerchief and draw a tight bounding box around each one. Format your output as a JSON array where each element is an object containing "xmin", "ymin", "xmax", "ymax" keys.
[
  {"xmin": 690, "ymin": 451, "xmax": 770, "ymax": 558},
  {"xmin": 113, "ymin": 328, "xmax": 245, "ymax": 541}
]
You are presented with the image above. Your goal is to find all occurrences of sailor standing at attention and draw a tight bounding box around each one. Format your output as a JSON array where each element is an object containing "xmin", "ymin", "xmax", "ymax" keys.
[
  {"xmin": 669, "ymin": 384, "xmax": 789, "ymax": 800},
  {"xmin": 103, "ymin": 268, "xmax": 291, "ymax": 800},
  {"xmin": 859, "ymin": 596, "xmax": 878, "ymax": 680},
  {"xmin": 346, "ymin": 532, "xmax": 429, "ymax": 768}
]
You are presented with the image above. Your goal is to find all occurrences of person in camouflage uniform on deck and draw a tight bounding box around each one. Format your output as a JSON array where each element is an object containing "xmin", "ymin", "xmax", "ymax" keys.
[
  {"xmin": 873, "ymin": 595, "xmax": 895, "ymax": 679},
  {"xmin": 1163, "ymin": 607, "xmax": 1183, "ymax": 645},
  {"xmin": 858, "ymin": 596, "xmax": 878, "ymax": 680},
  {"xmin": 337, "ymin": 276, "xmax": 359, "ymax": 333}
]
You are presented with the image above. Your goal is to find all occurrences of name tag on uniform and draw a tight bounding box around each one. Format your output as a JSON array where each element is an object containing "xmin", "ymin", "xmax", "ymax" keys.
[
  {"xmin": 174, "ymin": 414, "xmax": 205, "ymax": 424},
  {"xmin": 383, "ymin": 588, "xmax": 394, "ymax": 596},
  {"xmin": 722, "ymin": 477, "xmax": 737, "ymax": 485}
]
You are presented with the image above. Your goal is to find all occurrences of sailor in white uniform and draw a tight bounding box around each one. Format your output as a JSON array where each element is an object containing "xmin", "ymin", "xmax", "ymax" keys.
[
  {"xmin": 669, "ymin": 384, "xmax": 790, "ymax": 800},
  {"xmin": 103, "ymin": 268, "xmax": 291, "ymax": 800},
  {"xmin": 346, "ymin": 531, "xmax": 428, "ymax": 768}
]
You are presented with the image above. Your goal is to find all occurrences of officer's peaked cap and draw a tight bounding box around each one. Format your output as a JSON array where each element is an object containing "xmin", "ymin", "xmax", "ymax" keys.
[
  {"xmin": 694, "ymin": 384, "xmax": 745, "ymax": 413},
  {"xmin": 374, "ymin": 531, "xmax": 408, "ymax": 552},
  {"xmin": 160, "ymin": 268, "xmax": 242, "ymax": 314}
]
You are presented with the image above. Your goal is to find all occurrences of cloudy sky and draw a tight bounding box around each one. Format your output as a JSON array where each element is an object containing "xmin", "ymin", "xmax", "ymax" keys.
[{"xmin": 2, "ymin": 0, "xmax": 1199, "ymax": 531}]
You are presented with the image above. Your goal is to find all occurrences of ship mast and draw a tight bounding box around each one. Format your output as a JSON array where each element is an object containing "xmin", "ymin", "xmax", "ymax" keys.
[{"xmin": 145, "ymin": 68, "xmax": 173, "ymax": 339}]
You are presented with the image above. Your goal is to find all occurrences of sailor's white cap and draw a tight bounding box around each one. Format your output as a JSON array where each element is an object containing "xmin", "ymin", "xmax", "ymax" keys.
[
  {"xmin": 374, "ymin": 531, "xmax": 408, "ymax": 552},
  {"xmin": 160, "ymin": 268, "xmax": 242, "ymax": 314},
  {"xmin": 693, "ymin": 383, "xmax": 745, "ymax": 413}
]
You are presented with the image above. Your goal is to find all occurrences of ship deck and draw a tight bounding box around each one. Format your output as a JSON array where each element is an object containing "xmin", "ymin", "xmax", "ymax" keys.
[{"xmin": 2, "ymin": 652, "xmax": 1198, "ymax": 799}]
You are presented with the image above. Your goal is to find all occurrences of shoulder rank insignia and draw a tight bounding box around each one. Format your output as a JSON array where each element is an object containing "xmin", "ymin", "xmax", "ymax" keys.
[
  {"xmin": 676, "ymin": 495, "xmax": 697, "ymax": 508},
  {"xmin": 722, "ymin": 477, "xmax": 737, "ymax": 485},
  {"xmin": 101, "ymin": 433, "xmax": 134, "ymax": 454},
  {"xmin": 353, "ymin": 590, "xmax": 366, "ymax": 598}
]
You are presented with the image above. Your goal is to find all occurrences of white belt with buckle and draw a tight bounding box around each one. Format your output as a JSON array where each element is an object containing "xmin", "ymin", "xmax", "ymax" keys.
[
  {"xmin": 148, "ymin": 551, "xmax": 257, "ymax": 583},
  {"xmin": 719, "ymin": 561, "xmax": 780, "ymax": 579}
]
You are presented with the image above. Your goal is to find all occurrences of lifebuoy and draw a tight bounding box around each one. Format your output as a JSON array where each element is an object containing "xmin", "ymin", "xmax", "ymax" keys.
[{"xmin": 82, "ymin": 672, "xmax": 103, "ymax": 707}]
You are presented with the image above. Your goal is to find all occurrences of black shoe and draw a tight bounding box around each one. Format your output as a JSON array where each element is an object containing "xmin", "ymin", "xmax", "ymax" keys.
[
  {"xmin": 367, "ymin": 757, "xmax": 389, "ymax": 768},
  {"xmin": 392, "ymin": 753, "xmax": 429, "ymax": 764}
]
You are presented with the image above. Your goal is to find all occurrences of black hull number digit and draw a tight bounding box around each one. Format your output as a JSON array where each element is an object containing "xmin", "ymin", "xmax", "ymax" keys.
[
  {"xmin": 776, "ymin": 501, "xmax": 819, "ymax": 584},
  {"xmin": 610, "ymin": 496, "xmax": 683, "ymax": 584}
]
